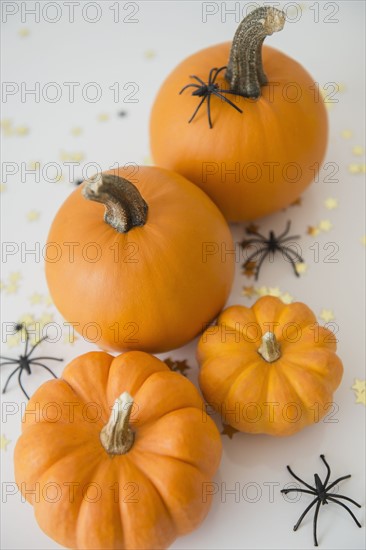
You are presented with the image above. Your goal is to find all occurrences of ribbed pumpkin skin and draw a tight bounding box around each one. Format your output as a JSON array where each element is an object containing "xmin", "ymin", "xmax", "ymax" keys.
[
  {"xmin": 197, "ymin": 297, "xmax": 343, "ymax": 436},
  {"xmin": 150, "ymin": 44, "xmax": 328, "ymax": 221},
  {"xmin": 45, "ymin": 166, "xmax": 234, "ymax": 353},
  {"xmin": 14, "ymin": 351, "xmax": 222, "ymax": 549}
]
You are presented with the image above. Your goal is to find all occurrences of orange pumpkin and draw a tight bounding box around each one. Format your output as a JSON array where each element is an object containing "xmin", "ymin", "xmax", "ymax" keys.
[
  {"xmin": 150, "ymin": 7, "xmax": 328, "ymax": 221},
  {"xmin": 197, "ymin": 296, "xmax": 343, "ymax": 436},
  {"xmin": 14, "ymin": 351, "xmax": 222, "ymax": 549},
  {"xmin": 45, "ymin": 166, "xmax": 234, "ymax": 353}
]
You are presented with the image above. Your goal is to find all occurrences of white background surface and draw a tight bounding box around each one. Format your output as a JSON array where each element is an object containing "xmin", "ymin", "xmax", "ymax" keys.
[{"xmin": 1, "ymin": 1, "xmax": 365, "ymax": 549}]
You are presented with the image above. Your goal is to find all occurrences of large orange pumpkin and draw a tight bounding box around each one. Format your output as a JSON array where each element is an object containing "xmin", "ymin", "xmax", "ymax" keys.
[
  {"xmin": 45, "ymin": 166, "xmax": 234, "ymax": 353},
  {"xmin": 150, "ymin": 7, "xmax": 328, "ymax": 221},
  {"xmin": 197, "ymin": 296, "xmax": 343, "ymax": 436},
  {"xmin": 14, "ymin": 351, "xmax": 222, "ymax": 549}
]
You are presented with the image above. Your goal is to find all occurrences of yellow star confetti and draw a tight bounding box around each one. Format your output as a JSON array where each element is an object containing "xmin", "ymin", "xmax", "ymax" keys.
[
  {"xmin": 45, "ymin": 294, "xmax": 53, "ymax": 307},
  {"xmin": 268, "ymin": 287, "xmax": 281, "ymax": 298},
  {"xmin": 242, "ymin": 286, "xmax": 256, "ymax": 298},
  {"xmin": 1, "ymin": 119, "xmax": 12, "ymax": 129},
  {"xmin": 97, "ymin": 113, "xmax": 109, "ymax": 122},
  {"xmin": 281, "ymin": 292, "xmax": 294, "ymax": 304},
  {"xmin": 361, "ymin": 235, "xmax": 366, "ymax": 246},
  {"xmin": 18, "ymin": 28, "xmax": 30, "ymax": 37},
  {"xmin": 71, "ymin": 127, "xmax": 83, "ymax": 136},
  {"xmin": 6, "ymin": 335, "xmax": 20, "ymax": 348},
  {"xmin": 307, "ymin": 226, "xmax": 320, "ymax": 237},
  {"xmin": 295, "ymin": 262, "xmax": 308, "ymax": 275},
  {"xmin": 19, "ymin": 313, "xmax": 35, "ymax": 325},
  {"xmin": 1, "ymin": 272, "xmax": 22, "ymax": 294},
  {"xmin": 0, "ymin": 435, "xmax": 11, "ymax": 451},
  {"xmin": 15, "ymin": 126, "xmax": 29, "ymax": 136},
  {"xmin": 144, "ymin": 49, "xmax": 156, "ymax": 59},
  {"xmin": 60, "ymin": 150, "xmax": 84, "ymax": 162},
  {"xmin": 29, "ymin": 292, "xmax": 43, "ymax": 305},
  {"xmin": 9, "ymin": 272, "xmax": 21, "ymax": 283},
  {"xmin": 341, "ymin": 130, "xmax": 352, "ymax": 139},
  {"xmin": 324, "ymin": 197, "xmax": 338, "ymax": 210},
  {"xmin": 348, "ymin": 163, "xmax": 362, "ymax": 174},
  {"xmin": 255, "ymin": 286, "xmax": 268, "ymax": 297},
  {"xmin": 319, "ymin": 220, "xmax": 333, "ymax": 232},
  {"xmin": 5, "ymin": 283, "xmax": 19, "ymax": 294},
  {"xmin": 352, "ymin": 379, "xmax": 366, "ymax": 406},
  {"xmin": 26, "ymin": 210, "xmax": 40, "ymax": 222},
  {"xmin": 0, "ymin": 183, "xmax": 6, "ymax": 192},
  {"xmin": 352, "ymin": 146, "xmax": 364, "ymax": 156},
  {"xmin": 319, "ymin": 309, "xmax": 335, "ymax": 323}
]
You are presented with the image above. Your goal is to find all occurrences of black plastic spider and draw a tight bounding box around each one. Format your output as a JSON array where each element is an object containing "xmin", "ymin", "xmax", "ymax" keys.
[
  {"xmin": 281, "ymin": 454, "xmax": 362, "ymax": 547},
  {"xmin": 179, "ymin": 66, "xmax": 243, "ymax": 129},
  {"xmin": 0, "ymin": 323, "xmax": 62, "ymax": 399},
  {"xmin": 241, "ymin": 221, "xmax": 303, "ymax": 280}
]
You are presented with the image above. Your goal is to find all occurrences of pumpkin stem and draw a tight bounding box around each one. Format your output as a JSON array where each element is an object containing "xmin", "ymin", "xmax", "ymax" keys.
[
  {"xmin": 82, "ymin": 173, "xmax": 148, "ymax": 233},
  {"xmin": 258, "ymin": 331, "xmax": 281, "ymax": 363},
  {"xmin": 100, "ymin": 391, "xmax": 135, "ymax": 455},
  {"xmin": 225, "ymin": 6, "xmax": 285, "ymax": 98}
]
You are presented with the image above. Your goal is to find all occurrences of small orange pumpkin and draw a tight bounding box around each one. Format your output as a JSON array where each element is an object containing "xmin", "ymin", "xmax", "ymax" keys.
[
  {"xmin": 45, "ymin": 166, "xmax": 234, "ymax": 353},
  {"xmin": 150, "ymin": 7, "xmax": 328, "ymax": 221},
  {"xmin": 197, "ymin": 296, "xmax": 343, "ymax": 436},
  {"xmin": 14, "ymin": 351, "xmax": 222, "ymax": 549}
]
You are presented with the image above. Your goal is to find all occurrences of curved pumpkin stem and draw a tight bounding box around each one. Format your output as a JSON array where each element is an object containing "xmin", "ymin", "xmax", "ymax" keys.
[
  {"xmin": 258, "ymin": 331, "xmax": 281, "ymax": 363},
  {"xmin": 100, "ymin": 392, "xmax": 135, "ymax": 455},
  {"xmin": 82, "ymin": 173, "xmax": 148, "ymax": 233},
  {"xmin": 226, "ymin": 6, "xmax": 286, "ymax": 98}
]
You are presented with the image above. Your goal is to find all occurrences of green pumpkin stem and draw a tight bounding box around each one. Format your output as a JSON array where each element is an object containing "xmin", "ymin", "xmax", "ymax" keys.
[
  {"xmin": 258, "ymin": 331, "xmax": 281, "ymax": 363},
  {"xmin": 82, "ymin": 173, "xmax": 148, "ymax": 233},
  {"xmin": 225, "ymin": 6, "xmax": 286, "ymax": 98},
  {"xmin": 100, "ymin": 392, "xmax": 135, "ymax": 455}
]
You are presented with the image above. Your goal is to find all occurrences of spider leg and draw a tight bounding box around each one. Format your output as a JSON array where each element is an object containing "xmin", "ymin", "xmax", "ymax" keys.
[
  {"xmin": 208, "ymin": 67, "xmax": 218, "ymax": 84},
  {"xmin": 292, "ymin": 497, "xmax": 319, "ymax": 531},
  {"xmin": 278, "ymin": 235, "xmax": 301, "ymax": 244},
  {"xmin": 241, "ymin": 238, "xmax": 268, "ymax": 247},
  {"xmin": 254, "ymin": 249, "xmax": 271, "ymax": 280},
  {"xmin": 1, "ymin": 361, "xmax": 18, "ymax": 367},
  {"xmin": 212, "ymin": 91, "xmax": 243, "ymax": 113},
  {"xmin": 2, "ymin": 366, "xmax": 21, "ymax": 393},
  {"xmin": 281, "ymin": 248, "xmax": 302, "ymax": 277},
  {"xmin": 281, "ymin": 488, "xmax": 317, "ymax": 496},
  {"xmin": 0, "ymin": 356, "xmax": 18, "ymax": 362},
  {"xmin": 207, "ymin": 93, "xmax": 213, "ymax": 129},
  {"xmin": 18, "ymin": 370, "xmax": 30, "ymax": 400},
  {"xmin": 278, "ymin": 220, "xmax": 292, "ymax": 240},
  {"xmin": 190, "ymin": 75, "xmax": 206, "ymax": 86},
  {"xmin": 320, "ymin": 454, "xmax": 331, "ymax": 487},
  {"xmin": 286, "ymin": 465, "xmax": 316, "ymax": 491},
  {"xmin": 212, "ymin": 66, "xmax": 227, "ymax": 84},
  {"xmin": 27, "ymin": 335, "xmax": 49, "ymax": 358},
  {"xmin": 281, "ymin": 245, "xmax": 304, "ymax": 263},
  {"xmin": 188, "ymin": 96, "xmax": 207, "ymax": 124},
  {"xmin": 326, "ymin": 475, "xmax": 351, "ymax": 492},
  {"xmin": 242, "ymin": 247, "xmax": 267, "ymax": 268},
  {"xmin": 30, "ymin": 356, "xmax": 63, "ymax": 362},
  {"xmin": 246, "ymin": 228, "xmax": 268, "ymax": 240},
  {"xmin": 313, "ymin": 500, "xmax": 322, "ymax": 546},
  {"xmin": 179, "ymin": 83, "xmax": 201, "ymax": 94},
  {"xmin": 326, "ymin": 496, "xmax": 362, "ymax": 528},
  {"xmin": 30, "ymin": 361, "xmax": 58, "ymax": 379},
  {"xmin": 329, "ymin": 494, "xmax": 361, "ymax": 508}
]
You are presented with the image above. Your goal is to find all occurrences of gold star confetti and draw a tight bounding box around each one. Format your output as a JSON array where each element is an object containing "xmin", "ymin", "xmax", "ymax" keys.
[
  {"xmin": 1, "ymin": 119, "xmax": 12, "ymax": 129},
  {"xmin": 242, "ymin": 286, "xmax": 256, "ymax": 298},
  {"xmin": 9, "ymin": 272, "xmax": 21, "ymax": 283},
  {"xmin": 164, "ymin": 358, "xmax": 191, "ymax": 377},
  {"xmin": 144, "ymin": 49, "xmax": 156, "ymax": 59},
  {"xmin": 246, "ymin": 223, "xmax": 260, "ymax": 234},
  {"xmin": 0, "ymin": 183, "xmax": 6, "ymax": 192},
  {"xmin": 268, "ymin": 287, "xmax": 281, "ymax": 298},
  {"xmin": 221, "ymin": 423, "xmax": 239, "ymax": 439},
  {"xmin": 280, "ymin": 292, "xmax": 294, "ymax": 304},
  {"xmin": 295, "ymin": 262, "xmax": 308, "ymax": 275},
  {"xmin": 26, "ymin": 210, "xmax": 40, "ymax": 222},
  {"xmin": 243, "ymin": 261, "xmax": 256, "ymax": 278},
  {"xmin": 19, "ymin": 313, "xmax": 35, "ymax": 325},
  {"xmin": 361, "ymin": 235, "xmax": 366, "ymax": 246},
  {"xmin": 307, "ymin": 226, "xmax": 320, "ymax": 237},
  {"xmin": 290, "ymin": 197, "xmax": 302, "ymax": 207},
  {"xmin": 29, "ymin": 292, "xmax": 43, "ymax": 305},
  {"xmin": 352, "ymin": 379, "xmax": 366, "ymax": 406},
  {"xmin": 319, "ymin": 309, "xmax": 335, "ymax": 323},
  {"xmin": 256, "ymin": 286, "xmax": 269, "ymax": 297},
  {"xmin": 0, "ymin": 435, "xmax": 11, "ymax": 451},
  {"xmin": 45, "ymin": 294, "xmax": 53, "ymax": 307},
  {"xmin": 324, "ymin": 197, "xmax": 338, "ymax": 210},
  {"xmin": 71, "ymin": 126, "xmax": 82, "ymax": 136},
  {"xmin": 348, "ymin": 163, "xmax": 362, "ymax": 174},
  {"xmin": 15, "ymin": 126, "xmax": 29, "ymax": 136},
  {"xmin": 97, "ymin": 113, "xmax": 109, "ymax": 122},
  {"xmin": 60, "ymin": 150, "xmax": 84, "ymax": 162},
  {"xmin": 341, "ymin": 129, "xmax": 352, "ymax": 139},
  {"xmin": 7, "ymin": 335, "xmax": 20, "ymax": 348},
  {"xmin": 352, "ymin": 146, "xmax": 364, "ymax": 156},
  {"xmin": 319, "ymin": 220, "xmax": 333, "ymax": 232},
  {"xmin": 18, "ymin": 28, "xmax": 30, "ymax": 37}
]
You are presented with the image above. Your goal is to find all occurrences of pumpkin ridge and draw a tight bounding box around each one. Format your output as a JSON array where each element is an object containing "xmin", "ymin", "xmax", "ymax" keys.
[
  {"xmin": 274, "ymin": 362, "xmax": 321, "ymax": 421},
  {"xmin": 226, "ymin": 360, "xmax": 267, "ymax": 403},
  {"xmin": 279, "ymin": 357, "xmax": 335, "ymax": 399}
]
